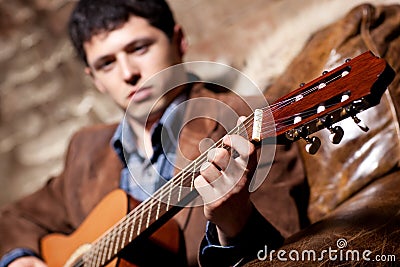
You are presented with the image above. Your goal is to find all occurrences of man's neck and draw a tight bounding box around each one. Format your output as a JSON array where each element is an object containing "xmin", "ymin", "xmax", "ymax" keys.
[
  {"xmin": 127, "ymin": 112, "xmax": 162, "ymax": 159},
  {"xmin": 126, "ymin": 84, "xmax": 189, "ymax": 159}
]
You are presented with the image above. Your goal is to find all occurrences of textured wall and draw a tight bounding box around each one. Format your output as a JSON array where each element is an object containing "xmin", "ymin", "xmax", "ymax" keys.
[
  {"xmin": 0, "ymin": 0, "xmax": 122, "ymax": 206},
  {"xmin": 0, "ymin": 0, "xmax": 398, "ymax": 206}
]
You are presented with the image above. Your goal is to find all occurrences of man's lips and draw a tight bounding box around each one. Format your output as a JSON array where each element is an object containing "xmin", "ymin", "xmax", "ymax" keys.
[{"xmin": 128, "ymin": 86, "xmax": 152, "ymax": 103}]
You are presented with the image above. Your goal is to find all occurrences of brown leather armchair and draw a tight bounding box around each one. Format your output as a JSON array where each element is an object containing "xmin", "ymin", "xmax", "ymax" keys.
[{"xmin": 247, "ymin": 3, "xmax": 400, "ymax": 266}]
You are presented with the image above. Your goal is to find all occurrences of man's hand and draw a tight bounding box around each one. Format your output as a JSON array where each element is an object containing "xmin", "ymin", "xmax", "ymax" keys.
[
  {"xmin": 194, "ymin": 118, "xmax": 258, "ymax": 246},
  {"xmin": 9, "ymin": 257, "xmax": 47, "ymax": 267}
]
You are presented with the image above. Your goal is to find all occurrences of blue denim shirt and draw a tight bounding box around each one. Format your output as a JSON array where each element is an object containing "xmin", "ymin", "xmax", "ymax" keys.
[{"xmin": 111, "ymin": 93, "xmax": 186, "ymax": 201}]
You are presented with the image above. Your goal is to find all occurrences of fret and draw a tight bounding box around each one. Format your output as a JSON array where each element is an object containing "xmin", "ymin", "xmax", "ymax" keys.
[
  {"xmin": 156, "ymin": 194, "xmax": 161, "ymax": 220},
  {"xmin": 121, "ymin": 217, "xmax": 129, "ymax": 250},
  {"xmin": 146, "ymin": 198, "xmax": 154, "ymax": 228},
  {"xmin": 94, "ymin": 240, "xmax": 104, "ymax": 267},
  {"xmin": 191, "ymin": 162, "xmax": 195, "ymax": 191},
  {"xmin": 100, "ymin": 243, "xmax": 108, "ymax": 266},
  {"xmin": 166, "ymin": 180, "xmax": 173, "ymax": 211},
  {"xmin": 137, "ymin": 204, "xmax": 145, "ymax": 235},
  {"xmin": 100, "ymin": 244, "xmax": 108, "ymax": 266},
  {"xmin": 178, "ymin": 169, "xmax": 185, "ymax": 202},
  {"xmin": 92, "ymin": 239, "xmax": 100, "ymax": 266},
  {"xmin": 106, "ymin": 229, "xmax": 115, "ymax": 262},
  {"xmin": 114, "ymin": 226, "xmax": 122, "ymax": 255},
  {"xmin": 128, "ymin": 212, "xmax": 136, "ymax": 242},
  {"xmin": 103, "ymin": 235, "xmax": 112, "ymax": 264},
  {"xmin": 95, "ymin": 244, "xmax": 103, "ymax": 267}
]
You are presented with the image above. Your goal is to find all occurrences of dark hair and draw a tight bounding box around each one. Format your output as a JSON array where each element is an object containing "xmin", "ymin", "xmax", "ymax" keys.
[{"xmin": 68, "ymin": 0, "xmax": 176, "ymax": 65}]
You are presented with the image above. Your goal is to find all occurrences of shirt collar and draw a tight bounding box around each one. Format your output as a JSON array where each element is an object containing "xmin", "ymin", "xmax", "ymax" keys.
[{"xmin": 110, "ymin": 120, "xmax": 136, "ymax": 165}]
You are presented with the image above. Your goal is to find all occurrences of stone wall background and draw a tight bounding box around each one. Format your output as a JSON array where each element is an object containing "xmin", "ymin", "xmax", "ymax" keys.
[{"xmin": 1, "ymin": 0, "xmax": 398, "ymax": 207}]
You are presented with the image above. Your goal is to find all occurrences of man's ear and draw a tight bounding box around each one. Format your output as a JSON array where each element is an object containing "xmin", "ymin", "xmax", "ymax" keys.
[
  {"xmin": 85, "ymin": 67, "xmax": 107, "ymax": 93},
  {"xmin": 173, "ymin": 24, "xmax": 187, "ymax": 57}
]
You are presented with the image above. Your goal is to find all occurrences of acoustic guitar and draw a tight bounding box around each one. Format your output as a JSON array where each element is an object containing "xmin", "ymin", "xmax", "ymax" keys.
[{"xmin": 40, "ymin": 51, "xmax": 395, "ymax": 266}]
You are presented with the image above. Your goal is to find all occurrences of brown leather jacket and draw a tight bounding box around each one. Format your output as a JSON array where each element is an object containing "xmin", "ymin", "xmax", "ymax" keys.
[{"xmin": 0, "ymin": 83, "xmax": 305, "ymax": 266}]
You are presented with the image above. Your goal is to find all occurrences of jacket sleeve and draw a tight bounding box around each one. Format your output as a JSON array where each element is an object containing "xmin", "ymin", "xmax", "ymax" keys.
[
  {"xmin": 0, "ymin": 132, "xmax": 82, "ymax": 257},
  {"xmin": 0, "ymin": 248, "xmax": 39, "ymax": 266},
  {"xmin": 199, "ymin": 207, "xmax": 284, "ymax": 267}
]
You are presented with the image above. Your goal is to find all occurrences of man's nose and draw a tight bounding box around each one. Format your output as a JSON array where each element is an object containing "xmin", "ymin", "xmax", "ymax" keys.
[{"xmin": 118, "ymin": 54, "xmax": 140, "ymax": 84}]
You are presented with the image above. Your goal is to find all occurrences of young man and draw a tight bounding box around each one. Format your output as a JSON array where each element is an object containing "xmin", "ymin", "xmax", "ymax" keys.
[{"xmin": 0, "ymin": 0, "xmax": 304, "ymax": 266}]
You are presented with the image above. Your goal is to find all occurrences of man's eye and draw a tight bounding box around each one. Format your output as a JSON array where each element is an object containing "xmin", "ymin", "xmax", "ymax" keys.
[
  {"xmin": 136, "ymin": 45, "xmax": 147, "ymax": 53},
  {"xmin": 96, "ymin": 59, "xmax": 115, "ymax": 71},
  {"xmin": 128, "ymin": 43, "xmax": 149, "ymax": 55}
]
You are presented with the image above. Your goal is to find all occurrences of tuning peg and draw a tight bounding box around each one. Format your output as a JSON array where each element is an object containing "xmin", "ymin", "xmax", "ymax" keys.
[
  {"xmin": 304, "ymin": 136, "xmax": 321, "ymax": 155},
  {"xmin": 328, "ymin": 126, "xmax": 344, "ymax": 144},
  {"xmin": 285, "ymin": 129, "xmax": 297, "ymax": 141},
  {"xmin": 340, "ymin": 107, "xmax": 348, "ymax": 117},
  {"xmin": 352, "ymin": 116, "xmax": 369, "ymax": 132},
  {"xmin": 316, "ymin": 115, "xmax": 333, "ymax": 129}
]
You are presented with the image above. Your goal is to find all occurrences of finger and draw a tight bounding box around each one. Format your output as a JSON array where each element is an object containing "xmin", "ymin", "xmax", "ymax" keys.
[
  {"xmin": 221, "ymin": 157, "xmax": 248, "ymax": 186},
  {"xmin": 207, "ymin": 148, "xmax": 230, "ymax": 171},
  {"xmin": 200, "ymin": 161, "xmax": 222, "ymax": 183},
  {"xmin": 194, "ymin": 175, "xmax": 220, "ymax": 204},
  {"xmin": 223, "ymin": 135, "xmax": 255, "ymax": 160}
]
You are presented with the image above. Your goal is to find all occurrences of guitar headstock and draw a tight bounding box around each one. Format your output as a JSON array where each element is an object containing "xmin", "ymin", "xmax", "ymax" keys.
[{"xmin": 259, "ymin": 51, "xmax": 395, "ymax": 154}]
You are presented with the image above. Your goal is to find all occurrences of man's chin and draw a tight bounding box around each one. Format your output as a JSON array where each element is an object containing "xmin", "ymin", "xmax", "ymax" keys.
[{"xmin": 126, "ymin": 108, "xmax": 163, "ymax": 125}]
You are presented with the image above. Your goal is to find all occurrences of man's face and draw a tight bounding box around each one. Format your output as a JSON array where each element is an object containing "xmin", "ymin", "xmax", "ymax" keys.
[{"xmin": 84, "ymin": 15, "xmax": 185, "ymax": 123}]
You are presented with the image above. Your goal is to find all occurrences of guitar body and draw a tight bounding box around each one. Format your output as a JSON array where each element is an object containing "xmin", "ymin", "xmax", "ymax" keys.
[{"xmin": 41, "ymin": 189, "xmax": 182, "ymax": 267}]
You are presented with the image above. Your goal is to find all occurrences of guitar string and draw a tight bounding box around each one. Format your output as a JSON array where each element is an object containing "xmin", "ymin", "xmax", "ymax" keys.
[
  {"xmin": 267, "ymin": 72, "xmax": 346, "ymax": 112},
  {"xmin": 83, "ymin": 70, "xmax": 349, "ymax": 264}
]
